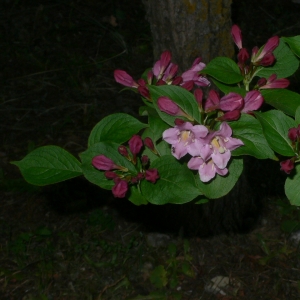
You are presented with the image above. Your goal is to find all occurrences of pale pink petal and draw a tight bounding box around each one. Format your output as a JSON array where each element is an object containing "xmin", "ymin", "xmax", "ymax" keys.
[{"xmin": 211, "ymin": 150, "xmax": 231, "ymax": 169}]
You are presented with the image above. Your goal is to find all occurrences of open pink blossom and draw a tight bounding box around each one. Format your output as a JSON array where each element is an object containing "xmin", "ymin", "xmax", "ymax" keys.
[
  {"xmin": 181, "ymin": 58, "xmax": 210, "ymax": 87},
  {"xmin": 198, "ymin": 122, "xmax": 244, "ymax": 170},
  {"xmin": 163, "ymin": 122, "xmax": 208, "ymax": 159},
  {"xmin": 188, "ymin": 156, "xmax": 228, "ymax": 182},
  {"xmin": 241, "ymin": 90, "xmax": 264, "ymax": 113}
]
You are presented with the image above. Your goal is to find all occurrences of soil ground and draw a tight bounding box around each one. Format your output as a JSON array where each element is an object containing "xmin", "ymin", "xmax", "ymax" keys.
[{"xmin": 1, "ymin": 0, "xmax": 300, "ymax": 299}]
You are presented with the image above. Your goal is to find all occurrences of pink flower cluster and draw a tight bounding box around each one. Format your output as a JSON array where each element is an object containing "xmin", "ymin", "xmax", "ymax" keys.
[
  {"xmin": 280, "ymin": 125, "xmax": 300, "ymax": 174},
  {"xmin": 163, "ymin": 121, "xmax": 243, "ymax": 182},
  {"xmin": 92, "ymin": 135, "xmax": 159, "ymax": 198},
  {"xmin": 114, "ymin": 51, "xmax": 210, "ymax": 101}
]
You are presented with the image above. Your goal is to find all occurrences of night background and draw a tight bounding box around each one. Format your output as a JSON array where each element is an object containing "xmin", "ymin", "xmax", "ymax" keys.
[{"xmin": 1, "ymin": 0, "xmax": 300, "ymax": 298}]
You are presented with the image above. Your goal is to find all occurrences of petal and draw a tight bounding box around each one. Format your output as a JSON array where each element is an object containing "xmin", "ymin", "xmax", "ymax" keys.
[
  {"xmin": 211, "ymin": 151, "xmax": 231, "ymax": 169},
  {"xmin": 219, "ymin": 122, "xmax": 232, "ymax": 137},
  {"xmin": 225, "ymin": 137, "xmax": 244, "ymax": 150},
  {"xmin": 199, "ymin": 162, "xmax": 217, "ymax": 182},
  {"xmin": 188, "ymin": 156, "xmax": 203, "ymax": 170},
  {"xmin": 220, "ymin": 92, "xmax": 244, "ymax": 111},
  {"xmin": 188, "ymin": 139, "xmax": 205, "ymax": 157},
  {"xmin": 163, "ymin": 128, "xmax": 180, "ymax": 144},
  {"xmin": 242, "ymin": 90, "xmax": 264, "ymax": 112},
  {"xmin": 193, "ymin": 124, "xmax": 209, "ymax": 138},
  {"xmin": 173, "ymin": 142, "xmax": 188, "ymax": 159},
  {"xmin": 199, "ymin": 144, "xmax": 212, "ymax": 161},
  {"xmin": 215, "ymin": 166, "xmax": 228, "ymax": 177}
]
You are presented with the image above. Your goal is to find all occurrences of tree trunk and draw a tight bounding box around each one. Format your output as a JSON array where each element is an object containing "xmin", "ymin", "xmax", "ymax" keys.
[{"xmin": 142, "ymin": 0, "xmax": 234, "ymax": 70}]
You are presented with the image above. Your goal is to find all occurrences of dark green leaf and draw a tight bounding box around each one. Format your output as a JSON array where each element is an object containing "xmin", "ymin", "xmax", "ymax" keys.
[
  {"xmin": 230, "ymin": 114, "xmax": 276, "ymax": 159},
  {"xmin": 254, "ymin": 110, "xmax": 296, "ymax": 156},
  {"xmin": 212, "ymin": 79, "xmax": 246, "ymax": 96},
  {"xmin": 12, "ymin": 146, "xmax": 82, "ymax": 186},
  {"xmin": 202, "ymin": 57, "xmax": 243, "ymax": 84},
  {"xmin": 141, "ymin": 155, "xmax": 200, "ymax": 204},
  {"xmin": 261, "ymin": 89, "xmax": 300, "ymax": 117},
  {"xmin": 88, "ymin": 113, "xmax": 147, "ymax": 147},
  {"xmin": 196, "ymin": 158, "xmax": 243, "ymax": 199},
  {"xmin": 285, "ymin": 164, "xmax": 300, "ymax": 206},
  {"xmin": 282, "ymin": 36, "xmax": 300, "ymax": 58}
]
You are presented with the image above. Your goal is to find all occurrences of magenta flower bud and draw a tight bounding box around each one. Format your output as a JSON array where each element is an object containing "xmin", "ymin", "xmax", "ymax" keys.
[
  {"xmin": 92, "ymin": 155, "xmax": 118, "ymax": 171},
  {"xmin": 159, "ymin": 50, "xmax": 172, "ymax": 73},
  {"xmin": 181, "ymin": 80, "xmax": 194, "ymax": 91},
  {"xmin": 157, "ymin": 96, "xmax": 180, "ymax": 115},
  {"xmin": 204, "ymin": 90, "xmax": 220, "ymax": 112},
  {"xmin": 259, "ymin": 74, "xmax": 290, "ymax": 89},
  {"xmin": 257, "ymin": 78, "xmax": 267, "ymax": 87},
  {"xmin": 137, "ymin": 172, "xmax": 145, "ymax": 180},
  {"xmin": 288, "ymin": 127, "xmax": 298, "ymax": 142},
  {"xmin": 220, "ymin": 92, "xmax": 244, "ymax": 111},
  {"xmin": 114, "ymin": 70, "xmax": 138, "ymax": 88},
  {"xmin": 194, "ymin": 89, "xmax": 203, "ymax": 106},
  {"xmin": 118, "ymin": 145, "xmax": 129, "ymax": 157},
  {"xmin": 138, "ymin": 86, "xmax": 150, "ymax": 99},
  {"xmin": 172, "ymin": 76, "xmax": 183, "ymax": 85},
  {"xmin": 242, "ymin": 90, "xmax": 264, "ymax": 113},
  {"xmin": 147, "ymin": 70, "xmax": 154, "ymax": 84},
  {"xmin": 252, "ymin": 36, "xmax": 279, "ymax": 64},
  {"xmin": 260, "ymin": 52, "xmax": 275, "ymax": 66},
  {"xmin": 156, "ymin": 79, "xmax": 166, "ymax": 86},
  {"xmin": 128, "ymin": 135, "xmax": 143, "ymax": 155},
  {"xmin": 217, "ymin": 110, "xmax": 241, "ymax": 121},
  {"xmin": 163, "ymin": 63, "xmax": 178, "ymax": 83},
  {"xmin": 145, "ymin": 169, "xmax": 160, "ymax": 183},
  {"xmin": 231, "ymin": 25, "xmax": 243, "ymax": 49},
  {"xmin": 112, "ymin": 178, "xmax": 128, "ymax": 198},
  {"xmin": 237, "ymin": 48, "xmax": 249, "ymax": 64},
  {"xmin": 144, "ymin": 137, "xmax": 155, "ymax": 151},
  {"xmin": 138, "ymin": 78, "xmax": 146, "ymax": 86},
  {"xmin": 280, "ymin": 159, "xmax": 294, "ymax": 174},
  {"xmin": 141, "ymin": 155, "xmax": 149, "ymax": 166},
  {"xmin": 174, "ymin": 118, "xmax": 185, "ymax": 126},
  {"xmin": 104, "ymin": 171, "xmax": 118, "ymax": 179}
]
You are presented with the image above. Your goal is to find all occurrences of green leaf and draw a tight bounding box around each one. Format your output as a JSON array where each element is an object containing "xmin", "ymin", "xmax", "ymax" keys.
[
  {"xmin": 285, "ymin": 164, "xmax": 300, "ymax": 206},
  {"xmin": 282, "ymin": 36, "xmax": 300, "ymax": 58},
  {"xmin": 148, "ymin": 85, "xmax": 201, "ymax": 126},
  {"xmin": 88, "ymin": 113, "xmax": 147, "ymax": 147},
  {"xmin": 141, "ymin": 155, "xmax": 200, "ymax": 204},
  {"xmin": 261, "ymin": 89, "xmax": 300, "ymax": 117},
  {"xmin": 128, "ymin": 186, "xmax": 149, "ymax": 205},
  {"xmin": 12, "ymin": 146, "xmax": 82, "ymax": 186},
  {"xmin": 212, "ymin": 79, "xmax": 246, "ymax": 96},
  {"xmin": 295, "ymin": 105, "xmax": 300, "ymax": 124},
  {"xmin": 256, "ymin": 38, "xmax": 299, "ymax": 79},
  {"xmin": 196, "ymin": 158, "xmax": 243, "ymax": 199},
  {"xmin": 254, "ymin": 110, "xmax": 296, "ymax": 156},
  {"xmin": 229, "ymin": 114, "xmax": 276, "ymax": 159},
  {"xmin": 80, "ymin": 142, "xmax": 137, "ymax": 190},
  {"xmin": 202, "ymin": 57, "xmax": 243, "ymax": 84},
  {"xmin": 150, "ymin": 265, "xmax": 168, "ymax": 288}
]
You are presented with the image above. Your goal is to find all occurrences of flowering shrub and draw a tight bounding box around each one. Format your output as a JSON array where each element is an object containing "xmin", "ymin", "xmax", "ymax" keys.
[{"xmin": 12, "ymin": 26, "xmax": 300, "ymax": 206}]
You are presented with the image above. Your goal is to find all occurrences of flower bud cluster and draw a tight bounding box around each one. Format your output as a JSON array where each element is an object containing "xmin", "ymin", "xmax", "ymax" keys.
[
  {"xmin": 231, "ymin": 25, "xmax": 290, "ymax": 91},
  {"xmin": 92, "ymin": 136, "xmax": 159, "ymax": 198},
  {"xmin": 114, "ymin": 51, "xmax": 210, "ymax": 101},
  {"xmin": 280, "ymin": 125, "xmax": 300, "ymax": 174}
]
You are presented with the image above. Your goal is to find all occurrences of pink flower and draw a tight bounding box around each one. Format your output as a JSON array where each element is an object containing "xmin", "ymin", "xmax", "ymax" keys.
[
  {"xmin": 92, "ymin": 155, "xmax": 119, "ymax": 171},
  {"xmin": 114, "ymin": 70, "xmax": 139, "ymax": 88},
  {"xmin": 144, "ymin": 137, "xmax": 155, "ymax": 151},
  {"xmin": 162, "ymin": 63, "xmax": 179, "ymax": 83},
  {"xmin": 242, "ymin": 90, "xmax": 264, "ymax": 113},
  {"xmin": 219, "ymin": 92, "xmax": 244, "ymax": 111},
  {"xmin": 188, "ymin": 157, "xmax": 228, "ymax": 183},
  {"xmin": 104, "ymin": 171, "xmax": 118, "ymax": 179},
  {"xmin": 181, "ymin": 58, "xmax": 210, "ymax": 87},
  {"xmin": 280, "ymin": 159, "xmax": 294, "ymax": 174},
  {"xmin": 204, "ymin": 90, "xmax": 221, "ymax": 112},
  {"xmin": 237, "ymin": 48, "xmax": 250, "ymax": 64},
  {"xmin": 163, "ymin": 122, "xmax": 208, "ymax": 159},
  {"xmin": 128, "ymin": 135, "xmax": 143, "ymax": 155},
  {"xmin": 288, "ymin": 127, "xmax": 299, "ymax": 142},
  {"xmin": 260, "ymin": 52, "xmax": 275, "ymax": 66},
  {"xmin": 231, "ymin": 24, "xmax": 243, "ymax": 50},
  {"xmin": 193, "ymin": 122, "xmax": 244, "ymax": 169},
  {"xmin": 145, "ymin": 169, "xmax": 160, "ymax": 183},
  {"xmin": 258, "ymin": 74, "xmax": 290, "ymax": 89},
  {"xmin": 217, "ymin": 110, "xmax": 241, "ymax": 121},
  {"xmin": 112, "ymin": 178, "xmax": 128, "ymax": 198}
]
